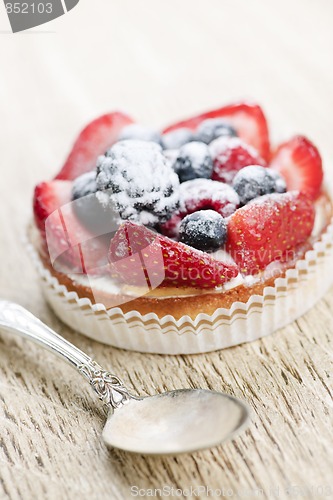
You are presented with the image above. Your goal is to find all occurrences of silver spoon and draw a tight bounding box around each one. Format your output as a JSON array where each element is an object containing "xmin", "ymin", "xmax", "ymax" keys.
[{"xmin": 0, "ymin": 300, "xmax": 250, "ymax": 455}]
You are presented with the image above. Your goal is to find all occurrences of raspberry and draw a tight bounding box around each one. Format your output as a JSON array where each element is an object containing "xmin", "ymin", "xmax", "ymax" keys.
[
  {"xmin": 210, "ymin": 137, "xmax": 266, "ymax": 184},
  {"xmin": 159, "ymin": 179, "xmax": 239, "ymax": 238}
]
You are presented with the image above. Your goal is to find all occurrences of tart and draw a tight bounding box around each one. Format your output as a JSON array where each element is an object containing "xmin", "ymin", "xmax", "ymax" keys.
[{"xmin": 29, "ymin": 102, "xmax": 333, "ymax": 354}]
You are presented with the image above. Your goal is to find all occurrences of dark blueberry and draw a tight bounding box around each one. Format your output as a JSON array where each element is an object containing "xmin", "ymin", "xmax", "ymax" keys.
[
  {"xmin": 118, "ymin": 124, "xmax": 162, "ymax": 144},
  {"xmin": 72, "ymin": 171, "xmax": 97, "ymax": 200},
  {"xmin": 232, "ymin": 165, "xmax": 287, "ymax": 205},
  {"xmin": 72, "ymin": 171, "xmax": 119, "ymax": 234},
  {"xmin": 268, "ymin": 169, "xmax": 288, "ymax": 193},
  {"xmin": 195, "ymin": 118, "xmax": 237, "ymax": 144},
  {"xmin": 173, "ymin": 141, "xmax": 213, "ymax": 183},
  {"xmin": 179, "ymin": 210, "xmax": 227, "ymax": 252},
  {"xmin": 161, "ymin": 128, "xmax": 194, "ymax": 150}
]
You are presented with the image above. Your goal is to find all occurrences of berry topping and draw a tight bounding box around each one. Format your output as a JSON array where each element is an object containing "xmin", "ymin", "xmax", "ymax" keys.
[
  {"xmin": 179, "ymin": 210, "xmax": 227, "ymax": 253},
  {"xmin": 210, "ymin": 137, "xmax": 266, "ymax": 184},
  {"xmin": 33, "ymin": 180, "xmax": 108, "ymax": 273},
  {"xmin": 227, "ymin": 191, "xmax": 315, "ymax": 275},
  {"xmin": 72, "ymin": 172, "xmax": 119, "ymax": 233},
  {"xmin": 159, "ymin": 179, "xmax": 239, "ymax": 238},
  {"xmin": 163, "ymin": 102, "xmax": 270, "ymax": 161},
  {"xmin": 159, "ymin": 213, "xmax": 183, "ymax": 238},
  {"xmin": 55, "ymin": 112, "xmax": 133, "ymax": 181},
  {"xmin": 109, "ymin": 221, "xmax": 238, "ymax": 288},
  {"xmin": 118, "ymin": 124, "xmax": 162, "ymax": 144},
  {"xmin": 161, "ymin": 128, "xmax": 194, "ymax": 150},
  {"xmin": 270, "ymin": 136, "xmax": 323, "ymax": 200},
  {"xmin": 195, "ymin": 118, "xmax": 237, "ymax": 144},
  {"xmin": 34, "ymin": 180, "xmax": 73, "ymax": 233},
  {"xmin": 233, "ymin": 165, "xmax": 286, "ymax": 205},
  {"xmin": 172, "ymin": 141, "xmax": 213, "ymax": 182},
  {"xmin": 180, "ymin": 179, "xmax": 239, "ymax": 217},
  {"xmin": 96, "ymin": 140, "xmax": 180, "ymax": 226},
  {"xmin": 72, "ymin": 171, "xmax": 97, "ymax": 200}
]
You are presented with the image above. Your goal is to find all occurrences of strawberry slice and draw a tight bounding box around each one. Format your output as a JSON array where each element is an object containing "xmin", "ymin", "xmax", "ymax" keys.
[
  {"xmin": 270, "ymin": 136, "xmax": 323, "ymax": 200},
  {"xmin": 163, "ymin": 102, "xmax": 270, "ymax": 161},
  {"xmin": 109, "ymin": 221, "xmax": 238, "ymax": 289},
  {"xmin": 34, "ymin": 180, "xmax": 73, "ymax": 233},
  {"xmin": 33, "ymin": 180, "xmax": 108, "ymax": 274},
  {"xmin": 227, "ymin": 191, "xmax": 315, "ymax": 275},
  {"xmin": 55, "ymin": 111, "xmax": 133, "ymax": 180}
]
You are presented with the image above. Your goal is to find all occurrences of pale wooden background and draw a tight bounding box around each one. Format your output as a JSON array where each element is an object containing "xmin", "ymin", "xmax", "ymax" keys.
[{"xmin": 0, "ymin": 0, "xmax": 333, "ymax": 499}]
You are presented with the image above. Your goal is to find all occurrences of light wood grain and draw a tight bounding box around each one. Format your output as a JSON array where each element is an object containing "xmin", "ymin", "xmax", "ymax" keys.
[{"xmin": 0, "ymin": 0, "xmax": 333, "ymax": 499}]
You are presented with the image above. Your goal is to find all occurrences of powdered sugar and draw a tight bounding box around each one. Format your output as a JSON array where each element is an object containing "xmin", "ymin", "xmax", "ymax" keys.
[
  {"xmin": 96, "ymin": 140, "xmax": 180, "ymax": 225},
  {"xmin": 232, "ymin": 165, "xmax": 286, "ymax": 205},
  {"xmin": 179, "ymin": 210, "xmax": 226, "ymax": 252},
  {"xmin": 195, "ymin": 118, "xmax": 237, "ymax": 144},
  {"xmin": 162, "ymin": 128, "xmax": 194, "ymax": 150},
  {"xmin": 210, "ymin": 136, "xmax": 259, "ymax": 161},
  {"xmin": 72, "ymin": 171, "xmax": 97, "ymax": 200},
  {"xmin": 174, "ymin": 141, "xmax": 212, "ymax": 179},
  {"xmin": 179, "ymin": 178, "xmax": 240, "ymax": 217},
  {"xmin": 118, "ymin": 124, "xmax": 162, "ymax": 144},
  {"xmin": 210, "ymin": 136, "xmax": 265, "ymax": 184}
]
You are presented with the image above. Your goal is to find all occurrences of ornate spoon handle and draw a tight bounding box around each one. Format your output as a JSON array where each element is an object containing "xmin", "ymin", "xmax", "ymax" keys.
[{"xmin": 0, "ymin": 301, "xmax": 134, "ymax": 409}]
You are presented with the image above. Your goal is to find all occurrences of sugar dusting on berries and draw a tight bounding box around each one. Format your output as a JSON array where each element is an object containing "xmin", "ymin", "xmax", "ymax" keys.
[
  {"xmin": 179, "ymin": 210, "xmax": 227, "ymax": 252},
  {"xmin": 179, "ymin": 179, "xmax": 240, "ymax": 217},
  {"xmin": 210, "ymin": 136, "xmax": 266, "ymax": 184},
  {"xmin": 173, "ymin": 141, "xmax": 213, "ymax": 182},
  {"xmin": 96, "ymin": 140, "xmax": 180, "ymax": 225}
]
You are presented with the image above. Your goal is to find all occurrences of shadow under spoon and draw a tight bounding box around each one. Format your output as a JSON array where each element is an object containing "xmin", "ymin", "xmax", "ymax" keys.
[{"xmin": 0, "ymin": 300, "xmax": 250, "ymax": 455}]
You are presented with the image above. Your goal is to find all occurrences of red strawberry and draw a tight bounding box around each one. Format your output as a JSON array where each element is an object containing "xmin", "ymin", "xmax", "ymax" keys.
[
  {"xmin": 55, "ymin": 111, "xmax": 133, "ymax": 180},
  {"xmin": 109, "ymin": 221, "xmax": 238, "ymax": 289},
  {"xmin": 270, "ymin": 136, "xmax": 323, "ymax": 200},
  {"xmin": 163, "ymin": 102, "xmax": 270, "ymax": 161},
  {"xmin": 227, "ymin": 191, "xmax": 315, "ymax": 275},
  {"xmin": 34, "ymin": 180, "xmax": 73, "ymax": 233},
  {"xmin": 210, "ymin": 137, "xmax": 266, "ymax": 184},
  {"xmin": 33, "ymin": 180, "xmax": 108, "ymax": 274}
]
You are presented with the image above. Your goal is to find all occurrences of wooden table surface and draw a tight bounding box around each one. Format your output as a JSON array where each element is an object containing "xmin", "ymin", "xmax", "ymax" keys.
[{"xmin": 0, "ymin": 0, "xmax": 333, "ymax": 498}]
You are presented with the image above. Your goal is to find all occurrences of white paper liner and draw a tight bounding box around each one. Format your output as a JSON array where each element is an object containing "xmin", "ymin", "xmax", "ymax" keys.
[{"xmin": 27, "ymin": 224, "xmax": 333, "ymax": 354}]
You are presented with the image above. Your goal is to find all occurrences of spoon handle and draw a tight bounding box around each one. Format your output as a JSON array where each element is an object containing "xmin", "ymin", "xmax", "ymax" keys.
[{"xmin": 0, "ymin": 300, "xmax": 133, "ymax": 409}]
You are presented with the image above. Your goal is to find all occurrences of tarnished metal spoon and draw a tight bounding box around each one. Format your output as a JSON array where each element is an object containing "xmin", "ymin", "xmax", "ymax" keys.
[{"xmin": 0, "ymin": 301, "xmax": 250, "ymax": 455}]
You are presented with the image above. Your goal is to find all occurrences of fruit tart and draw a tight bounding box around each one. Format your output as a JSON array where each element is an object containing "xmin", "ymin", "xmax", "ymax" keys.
[{"xmin": 29, "ymin": 103, "xmax": 333, "ymax": 354}]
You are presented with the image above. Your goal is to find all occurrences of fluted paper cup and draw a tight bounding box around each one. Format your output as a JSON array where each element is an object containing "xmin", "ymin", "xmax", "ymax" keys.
[{"xmin": 26, "ymin": 221, "xmax": 333, "ymax": 355}]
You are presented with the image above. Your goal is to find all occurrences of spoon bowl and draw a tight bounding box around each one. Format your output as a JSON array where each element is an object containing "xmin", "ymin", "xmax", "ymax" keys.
[{"xmin": 103, "ymin": 389, "xmax": 249, "ymax": 455}]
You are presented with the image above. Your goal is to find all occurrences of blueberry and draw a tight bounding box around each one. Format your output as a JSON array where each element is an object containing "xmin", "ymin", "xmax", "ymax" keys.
[
  {"xmin": 232, "ymin": 165, "xmax": 287, "ymax": 205},
  {"xmin": 118, "ymin": 124, "xmax": 162, "ymax": 144},
  {"xmin": 195, "ymin": 118, "xmax": 237, "ymax": 144},
  {"xmin": 268, "ymin": 169, "xmax": 288, "ymax": 193},
  {"xmin": 179, "ymin": 210, "xmax": 227, "ymax": 252},
  {"xmin": 72, "ymin": 171, "xmax": 119, "ymax": 234},
  {"xmin": 173, "ymin": 141, "xmax": 213, "ymax": 183},
  {"xmin": 161, "ymin": 128, "xmax": 194, "ymax": 150},
  {"xmin": 72, "ymin": 171, "xmax": 97, "ymax": 200}
]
